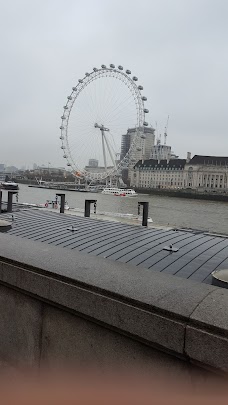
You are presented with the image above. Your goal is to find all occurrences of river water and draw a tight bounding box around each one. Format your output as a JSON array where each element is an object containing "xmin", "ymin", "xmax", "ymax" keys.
[{"xmin": 2, "ymin": 184, "xmax": 228, "ymax": 235}]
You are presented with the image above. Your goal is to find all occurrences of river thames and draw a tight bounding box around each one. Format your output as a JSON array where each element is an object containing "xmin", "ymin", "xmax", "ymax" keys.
[{"xmin": 3, "ymin": 184, "xmax": 228, "ymax": 235}]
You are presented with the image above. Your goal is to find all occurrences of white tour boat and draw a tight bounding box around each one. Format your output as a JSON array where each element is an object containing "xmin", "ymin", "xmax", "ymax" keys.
[{"xmin": 101, "ymin": 188, "xmax": 138, "ymax": 197}]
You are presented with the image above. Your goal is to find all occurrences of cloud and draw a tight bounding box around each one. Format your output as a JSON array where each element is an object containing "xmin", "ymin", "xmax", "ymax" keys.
[{"xmin": 0, "ymin": 0, "xmax": 227, "ymax": 168}]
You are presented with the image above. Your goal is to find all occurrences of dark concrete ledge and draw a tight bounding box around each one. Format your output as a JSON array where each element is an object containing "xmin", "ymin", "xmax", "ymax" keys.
[{"xmin": 0, "ymin": 233, "xmax": 228, "ymax": 373}]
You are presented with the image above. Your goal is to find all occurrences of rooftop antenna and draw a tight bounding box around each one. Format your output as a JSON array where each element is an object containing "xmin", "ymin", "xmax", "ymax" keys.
[{"xmin": 164, "ymin": 115, "xmax": 169, "ymax": 145}]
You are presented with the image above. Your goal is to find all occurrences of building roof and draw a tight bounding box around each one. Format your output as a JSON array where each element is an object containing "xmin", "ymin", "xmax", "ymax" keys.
[
  {"xmin": 127, "ymin": 127, "xmax": 155, "ymax": 134},
  {"xmin": 189, "ymin": 155, "xmax": 228, "ymax": 166},
  {"xmin": 2, "ymin": 208, "xmax": 228, "ymax": 286},
  {"xmin": 134, "ymin": 159, "xmax": 186, "ymax": 169}
]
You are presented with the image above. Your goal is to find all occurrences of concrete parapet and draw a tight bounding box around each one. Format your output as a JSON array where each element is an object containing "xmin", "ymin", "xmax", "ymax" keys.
[
  {"xmin": 0, "ymin": 233, "xmax": 227, "ymax": 374},
  {"xmin": 0, "ymin": 284, "xmax": 42, "ymax": 366},
  {"xmin": 186, "ymin": 289, "xmax": 228, "ymax": 373}
]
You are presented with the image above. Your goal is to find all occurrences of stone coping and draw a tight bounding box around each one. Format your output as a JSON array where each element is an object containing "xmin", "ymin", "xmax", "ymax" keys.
[{"xmin": 0, "ymin": 233, "xmax": 228, "ymax": 373}]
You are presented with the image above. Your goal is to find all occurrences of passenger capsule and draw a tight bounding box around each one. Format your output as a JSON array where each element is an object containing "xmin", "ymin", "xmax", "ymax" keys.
[
  {"xmin": 138, "ymin": 85, "xmax": 143, "ymax": 90},
  {"xmin": 110, "ymin": 64, "xmax": 115, "ymax": 68},
  {"xmin": 85, "ymin": 72, "xmax": 90, "ymax": 76},
  {"xmin": 142, "ymin": 96, "xmax": 147, "ymax": 101},
  {"xmin": 72, "ymin": 87, "xmax": 77, "ymax": 91},
  {"xmin": 137, "ymin": 147, "xmax": 142, "ymax": 151},
  {"xmin": 59, "ymin": 135, "xmax": 64, "ymax": 140},
  {"xmin": 63, "ymin": 106, "xmax": 68, "ymax": 110},
  {"xmin": 144, "ymin": 108, "xmax": 149, "ymax": 113},
  {"xmin": 143, "ymin": 121, "xmax": 148, "ymax": 126},
  {"xmin": 59, "ymin": 126, "xmax": 64, "ymax": 130},
  {"xmin": 93, "ymin": 67, "xmax": 98, "ymax": 72},
  {"xmin": 67, "ymin": 163, "xmax": 71, "ymax": 166},
  {"xmin": 63, "ymin": 154, "xmax": 68, "ymax": 158},
  {"xmin": 141, "ymin": 134, "xmax": 146, "ymax": 139},
  {"xmin": 118, "ymin": 65, "xmax": 123, "ymax": 70},
  {"xmin": 67, "ymin": 96, "xmax": 72, "ymax": 100},
  {"xmin": 133, "ymin": 76, "xmax": 138, "ymax": 81},
  {"xmin": 78, "ymin": 79, "xmax": 83, "ymax": 83},
  {"xmin": 126, "ymin": 69, "xmax": 131, "ymax": 74},
  {"xmin": 61, "ymin": 116, "xmax": 66, "ymax": 120},
  {"xmin": 101, "ymin": 64, "xmax": 106, "ymax": 69},
  {"xmin": 61, "ymin": 146, "xmax": 65, "ymax": 149}
]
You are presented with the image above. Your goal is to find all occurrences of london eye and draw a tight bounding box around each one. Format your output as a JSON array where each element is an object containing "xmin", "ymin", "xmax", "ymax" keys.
[{"xmin": 59, "ymin": 64, "xmax": 149, "ymax": 181}]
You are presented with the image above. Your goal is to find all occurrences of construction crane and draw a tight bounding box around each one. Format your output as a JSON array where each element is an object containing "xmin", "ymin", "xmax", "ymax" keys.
[
  {"xmin": 155, "ymin": 121, "xmax": 161, "ymax": 145},
  {"xmin": 164, "ymin": 115, "xmax": 169, "ymax": 145}
]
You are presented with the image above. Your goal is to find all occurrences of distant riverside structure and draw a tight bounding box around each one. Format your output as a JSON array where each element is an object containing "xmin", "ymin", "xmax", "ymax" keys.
[
  {"xmin": 149, "ymin": 128, "xmax": 179, "ymax": 162},
  {"xmin": 150, "ymin": 143, "xmax": 172, "ymax": 161},
  {"xmin": 130, "ymin": 153, "xmax": 228, "ymax": 191},
  {"xmin": 33, "ymin": 166, "xmax": 66, "ymax": 176},
  {"xmin": 85, "ymin": 159, "xmax": 115, "ymax": 175},
  {"xmin": 121, "ymin": 126, "xmax": 155, "ymax": 184},
  {"xmin": 4, "ymin": 166, "xmax": 18, "ymax": 173},
  {"xmin": 131, "ymin": 158, "xmax": 186, "ymax": 189},
  {"xmin": 121, "ymin": 127, "xmax": 155, "ymax": 162},
  {"xmin": 84, "ymin": 164, "xmax": 114, "ymax": 174},
  {"xmin": 184, "ymin": 155, "xmax": 228, "ymax": 190},
  {"xmin": 150, "ymin": 142, "xmax": 179, "ymax": 161},
  {"xmin": 0, "ymin": 164, "xmax": 5, "ymax": 172},
  {"xmin": 88, "ymin": 159, "xmax": 98, "ymax": 168}
]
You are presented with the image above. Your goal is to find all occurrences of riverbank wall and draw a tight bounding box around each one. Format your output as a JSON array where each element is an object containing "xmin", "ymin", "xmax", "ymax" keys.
[{"xmin": 136, "ymin": 188, "xmax": 228, "ymax": 202}]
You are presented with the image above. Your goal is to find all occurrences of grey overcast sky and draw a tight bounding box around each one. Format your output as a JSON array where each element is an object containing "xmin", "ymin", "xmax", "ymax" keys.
[{"xmin": 0, "ymin": 0, "xmax": 228, "ymax": 169}]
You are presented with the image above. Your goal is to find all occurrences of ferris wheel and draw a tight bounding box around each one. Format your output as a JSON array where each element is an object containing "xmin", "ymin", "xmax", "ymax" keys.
[{"xmin": 59, "ymin": 64, "xmax": 149, "ymax": 180}]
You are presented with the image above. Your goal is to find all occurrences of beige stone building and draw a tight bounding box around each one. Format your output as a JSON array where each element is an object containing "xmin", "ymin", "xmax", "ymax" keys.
[
  {"xmin": 130, "ymin": 158, "xmax": 186, "ymax": 189},
  {"xmin": 130, "ymin": 155, "xmax": 228, "ymax": 191},
  {"xmin": 183, "ymin": 155, "xmax": 228, "ymax": 190}
]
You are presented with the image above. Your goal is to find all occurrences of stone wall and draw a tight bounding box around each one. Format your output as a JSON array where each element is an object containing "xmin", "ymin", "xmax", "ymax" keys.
[{"xmin": 0, "ymin": 233, "xmax": 228, "ymax": 375}]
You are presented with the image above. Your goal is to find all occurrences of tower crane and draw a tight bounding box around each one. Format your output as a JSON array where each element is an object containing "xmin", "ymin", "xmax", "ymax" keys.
[{"xmin": 164, "ymin": 115, "xmax": 169, "ymax": 145}]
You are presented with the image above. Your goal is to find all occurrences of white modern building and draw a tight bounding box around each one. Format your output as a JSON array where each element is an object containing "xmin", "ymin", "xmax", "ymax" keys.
[
  {"xmin": 150, "ymin": 136, "xmax": 179, "ymax": 162},
  {"xmin": 150, "ymin": 144, "xmax": 172, "ymax": 161}
]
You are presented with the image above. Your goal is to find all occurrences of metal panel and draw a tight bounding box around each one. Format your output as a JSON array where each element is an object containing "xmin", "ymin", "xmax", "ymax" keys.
[{"xmin": 2, "ymin": 209, "xmax": 228, "ymax": 286}]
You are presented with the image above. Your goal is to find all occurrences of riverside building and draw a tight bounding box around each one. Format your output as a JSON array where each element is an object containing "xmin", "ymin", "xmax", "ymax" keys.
[
  {"xmin": 130, "ymin": 154, "xmax": 228, "ymax": 191},
  {"xmin": 184, "ymin": 155, "xmax": 228, "ymax": 190},
  {"xmin": 130, "ymin": 158, "xmax": 186, "ymax": 189}
]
